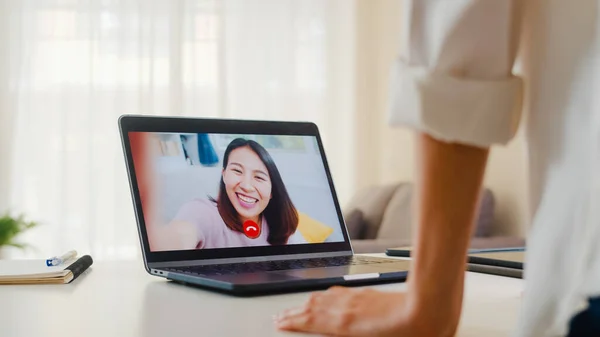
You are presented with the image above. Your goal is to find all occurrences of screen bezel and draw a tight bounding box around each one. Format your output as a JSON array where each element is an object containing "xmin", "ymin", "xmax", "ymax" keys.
[{"xmin": 118, "ymin": 115, "xmax": 352, "ymax": 263}]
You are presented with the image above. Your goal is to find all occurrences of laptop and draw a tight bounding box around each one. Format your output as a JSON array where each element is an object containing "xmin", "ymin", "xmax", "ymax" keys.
[{"xmin": 119, "ymin": 115, "xmax": 410, "ymax": 295}]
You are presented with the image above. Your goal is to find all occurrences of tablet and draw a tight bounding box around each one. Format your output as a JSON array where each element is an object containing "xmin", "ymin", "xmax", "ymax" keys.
[{"xmin": 386, "ymin": 247, "xmax": 525, "ymax": 279}]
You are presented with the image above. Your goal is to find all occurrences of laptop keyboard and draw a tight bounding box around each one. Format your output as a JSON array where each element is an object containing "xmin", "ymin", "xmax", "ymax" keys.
[{"xmin": 165, "ymin": 256, "xmax": 398, "ymax": 276}]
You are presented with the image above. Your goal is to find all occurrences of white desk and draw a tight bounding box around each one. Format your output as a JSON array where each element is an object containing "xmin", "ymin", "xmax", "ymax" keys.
[{"xmin": 1, "ymin": 255, "xmax": 523, "ymax": 337}]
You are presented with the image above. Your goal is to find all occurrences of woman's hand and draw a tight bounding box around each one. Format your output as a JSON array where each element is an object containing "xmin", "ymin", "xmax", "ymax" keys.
[{"xmin": 274, "ymin": 286, "xmax": 460, "ymax": 337}]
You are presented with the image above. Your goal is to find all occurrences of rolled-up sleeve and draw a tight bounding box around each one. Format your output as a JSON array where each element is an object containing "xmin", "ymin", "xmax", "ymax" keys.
[{"xmin": 389, "ymin": 0, "xmax": 524, "ymax": 147}]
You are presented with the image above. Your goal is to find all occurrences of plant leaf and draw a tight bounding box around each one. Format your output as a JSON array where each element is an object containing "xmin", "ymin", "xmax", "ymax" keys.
[{"xmin": 0, "ymin": 213, "xmax": 39, "ymax": 249}]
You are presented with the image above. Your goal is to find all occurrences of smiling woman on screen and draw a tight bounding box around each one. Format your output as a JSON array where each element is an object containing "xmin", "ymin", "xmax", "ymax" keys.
[{"xmin": 151, "ymin": 138, "xmax": 303, "ymax": 250}]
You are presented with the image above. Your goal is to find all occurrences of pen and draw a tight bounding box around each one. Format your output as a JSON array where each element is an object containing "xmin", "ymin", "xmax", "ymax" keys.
[{"xmin": 46, "ymin": 250, "xmax": 78, "ymax": 267}]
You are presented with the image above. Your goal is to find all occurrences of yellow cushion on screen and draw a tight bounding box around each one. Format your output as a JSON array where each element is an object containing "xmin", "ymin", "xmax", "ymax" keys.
[{"xmin": 297, "ymin": 212, "xmax": 334, "ymax": 243}]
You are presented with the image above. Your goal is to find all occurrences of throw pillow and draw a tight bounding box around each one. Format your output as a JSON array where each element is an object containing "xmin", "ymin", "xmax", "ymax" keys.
[
  {"xmin": 474, "ymin": 189, "xmax": 495, "ymax": 237},
  {"xmin": 343, "ymin": 184, "xmax": 400, "ymax": 240},
  {"xmin": 377, "ymin": 183, "xmax": 414, "ymax": 243},
  {"xmin": 297, "ymin": 212, "xmax": 334, "ymax": 243},
  {"xmin": 344, "ymin": 209, "xmax": 366, "ymax": 240}
]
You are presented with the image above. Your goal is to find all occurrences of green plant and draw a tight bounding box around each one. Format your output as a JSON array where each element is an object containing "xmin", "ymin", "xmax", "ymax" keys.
[{"xmin": 0, "ymin": 213, "xmax": 38, "ymax": 249}]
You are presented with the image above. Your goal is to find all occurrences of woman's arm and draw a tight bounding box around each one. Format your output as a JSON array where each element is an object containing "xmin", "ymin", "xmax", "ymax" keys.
[
  {"xmin": 274, "ymin": 135, "xmax": 491, "ymax": 337},
  {"xmin": 398, "ymin": 1, "xmax": 524, "ymax": 324},
  {"xmin": 407, "ymin": 133, "xmax": 489, "ymax": 333},
  {"xmin": 275, "ymin": 1, "xmax": 524, "ymax": 336},
  {"xmin": 148, "ymin": 199, "xmax": 213, "ymax": 251},
  {"xmin": 148, "ymin": 220, "xmax": 200, "ymax": 251}
]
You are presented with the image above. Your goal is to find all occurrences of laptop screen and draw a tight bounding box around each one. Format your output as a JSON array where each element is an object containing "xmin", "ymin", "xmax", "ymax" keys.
[{"xmin": 128, "ymin": 131, "xmax": 346, "ymax": 253}]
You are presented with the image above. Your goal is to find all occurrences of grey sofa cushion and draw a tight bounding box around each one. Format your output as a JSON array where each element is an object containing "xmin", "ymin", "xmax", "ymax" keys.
[
  {"xmin": 342, "ymin": 184, "xmax": 399, "ymax": 240},
  {"xmin": 345, "ymin": 183, "xmax": 496, "ymax": 245},
  {"xmin": 344, "ymin": 209, "xmax": 366, "ymax": 240},
  {"xmin": 377, "ymin": 183, "xmax": 414, "ymax": 243},
  {"xmin": 473, "ymin": 189, "xmax": 495, "ymax": 237}
]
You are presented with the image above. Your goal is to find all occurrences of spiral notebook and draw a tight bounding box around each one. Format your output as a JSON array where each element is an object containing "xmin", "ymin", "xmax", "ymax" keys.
[{"xmin": 0, "ymin": 255, "xmax": 93, "ymax": 285}]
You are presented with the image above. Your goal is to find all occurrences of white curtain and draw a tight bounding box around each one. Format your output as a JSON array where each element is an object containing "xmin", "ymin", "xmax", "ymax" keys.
[{"xmin": 0, "ymin": 0, "xmax": 358, "ymax": 259}]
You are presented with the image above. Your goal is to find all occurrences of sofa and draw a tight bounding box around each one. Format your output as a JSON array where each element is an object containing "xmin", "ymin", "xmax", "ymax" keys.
[{"xmin": 343, "ymin": 183, "xmax": 526, "ymax": 253}]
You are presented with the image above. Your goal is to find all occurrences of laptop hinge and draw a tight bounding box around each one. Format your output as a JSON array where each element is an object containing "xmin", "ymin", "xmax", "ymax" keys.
[{"xmin": 148, "ymin": 250, "xmax": 352, "ymax": 269}]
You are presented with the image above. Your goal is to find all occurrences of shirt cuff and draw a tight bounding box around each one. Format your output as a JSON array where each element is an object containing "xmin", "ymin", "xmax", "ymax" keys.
[{"xmin": 388, "ymin": 61, "xmax": 524, "ymax": 148}]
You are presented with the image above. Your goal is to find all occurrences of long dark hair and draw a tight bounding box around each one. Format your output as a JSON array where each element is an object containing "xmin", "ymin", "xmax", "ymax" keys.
[{"xmin": 213, "ymin": 138, "xmax": 298, "ymax": 245}]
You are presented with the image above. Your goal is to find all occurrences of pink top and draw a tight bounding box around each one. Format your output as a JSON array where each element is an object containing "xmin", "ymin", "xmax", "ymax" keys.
[
  {"xmin": 171, "ymin": 198, "xmax": 272, "ymax": 249},
  {"xmin": 172, "ymin": 198, "xmax": 306, "ymax": 248}
]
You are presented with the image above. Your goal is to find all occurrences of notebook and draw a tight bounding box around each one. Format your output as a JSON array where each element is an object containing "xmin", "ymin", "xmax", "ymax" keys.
[{"xmin": 0, "ymin": 255, "xmax": 93, "ymax": 285}]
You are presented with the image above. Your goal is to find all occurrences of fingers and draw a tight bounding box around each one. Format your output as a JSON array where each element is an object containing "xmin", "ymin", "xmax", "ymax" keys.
[
  {"xmin": 274, "ymin": 304, "xmax": 316, "ymax": 332},
  {"xmin": 274, "ymin": 288, "xmax": 352, "ymax": 334},
  {"xmin": 275, "ymin": 288, "xmax": 409, "ymax": 337},
  {"xmin": 274, "ymin": 310, "xmax": 311, "ymax": 332},
  {"xmin": 274, "ymin": 292, "xmax": 328, "ymax": 332},
  {"xmin": 275, "ymin": 308, "xmax": 344, "ymax": 335}
]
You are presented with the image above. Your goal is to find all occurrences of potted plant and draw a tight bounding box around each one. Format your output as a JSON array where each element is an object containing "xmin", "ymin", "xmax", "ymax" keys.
[{"xmin": 0, "ymin": 212, "xmax": 38, "ymax": 258}]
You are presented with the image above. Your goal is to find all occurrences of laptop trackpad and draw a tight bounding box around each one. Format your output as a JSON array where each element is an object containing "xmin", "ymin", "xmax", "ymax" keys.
[{"xmin": 281, "ymin": 265, "xmax": 385, "ymax": 280}]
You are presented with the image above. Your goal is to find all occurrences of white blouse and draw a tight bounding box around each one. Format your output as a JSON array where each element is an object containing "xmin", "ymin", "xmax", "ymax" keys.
[{"xmin": 389, "ymin": 1, "xmax": 600, "ymax": 336}]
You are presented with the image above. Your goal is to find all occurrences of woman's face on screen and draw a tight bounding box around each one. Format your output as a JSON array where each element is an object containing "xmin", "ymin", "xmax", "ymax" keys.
[{"xmin": 222, "ymin": 146, "xmax": 272, "ymax": 223}]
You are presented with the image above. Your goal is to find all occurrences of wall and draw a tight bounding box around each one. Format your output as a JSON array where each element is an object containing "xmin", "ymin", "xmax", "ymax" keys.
[{"xmin": 351, "ymin": 0, "xmax": 529, "ymax": 237}]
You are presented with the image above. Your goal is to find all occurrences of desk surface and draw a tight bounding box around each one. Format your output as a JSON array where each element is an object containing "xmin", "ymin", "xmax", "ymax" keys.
[{"xmin": 0, "ymin": 255, "xmax": 523, "ymax": 337}]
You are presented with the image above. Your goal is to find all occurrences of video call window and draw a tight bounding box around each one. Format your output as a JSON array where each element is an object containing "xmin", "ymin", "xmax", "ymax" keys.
[{"xmin": 129, "ymin": 132, "xmax": 345, "ymax": 252}]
